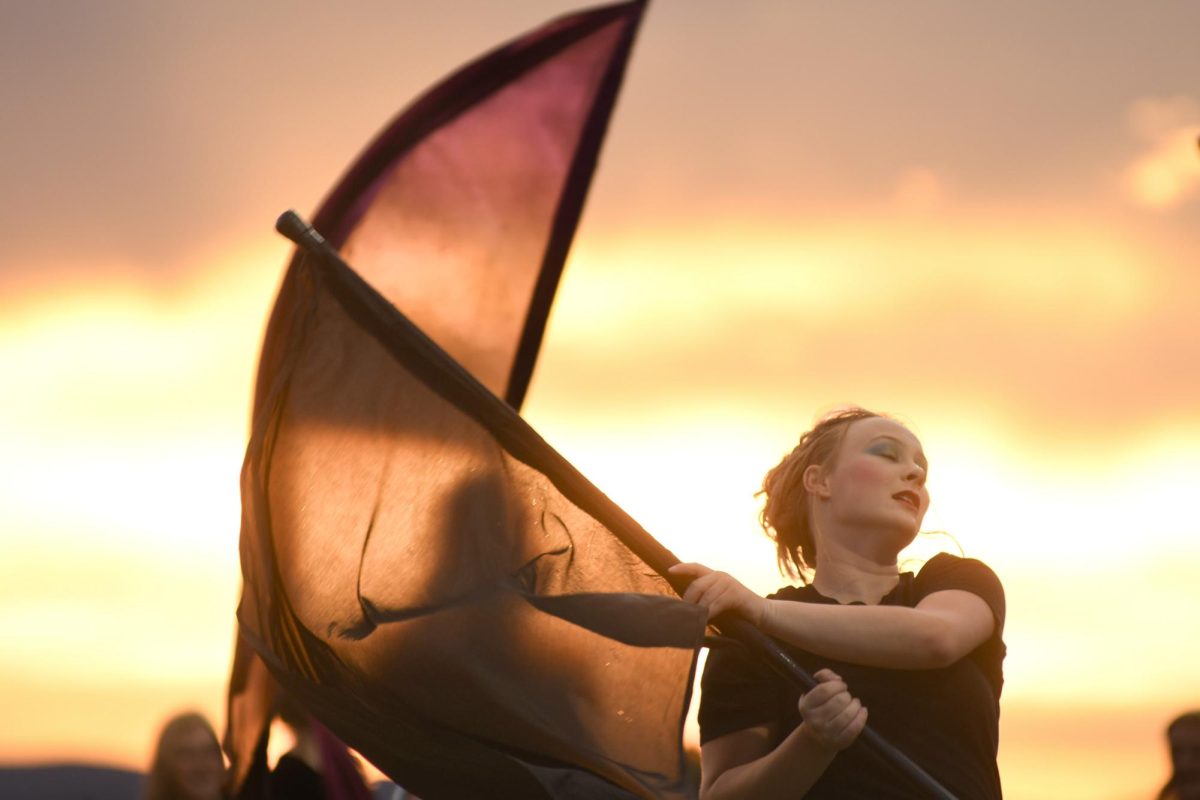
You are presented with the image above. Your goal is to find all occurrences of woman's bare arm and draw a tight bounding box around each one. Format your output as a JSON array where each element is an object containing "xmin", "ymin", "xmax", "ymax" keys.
[
  {"xmin": 700, "ymin": 669, "xmax": 866, "ymax": 800},
  {"xmin": 671, "ymin": 563, "xmax": 995, "ymax": 669},
  {"xmin": 761, "ymin": 589, "xmax": 995, "ymax": 668}
]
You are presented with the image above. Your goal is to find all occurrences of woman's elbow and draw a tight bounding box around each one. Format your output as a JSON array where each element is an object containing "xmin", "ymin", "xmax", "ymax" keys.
[{"xmin": 918, "ymin": 622, "xmax": 965, "ymax": 669}]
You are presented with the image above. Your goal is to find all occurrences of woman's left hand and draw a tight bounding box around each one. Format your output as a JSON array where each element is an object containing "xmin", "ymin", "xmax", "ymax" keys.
[{"xmin": 668, "ymin": 562, "xmax": 767, "ymax": 627}]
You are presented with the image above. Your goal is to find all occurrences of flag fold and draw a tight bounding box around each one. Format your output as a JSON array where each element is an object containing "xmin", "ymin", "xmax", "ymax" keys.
[{"xmin": 228, "ymin": 3, "xmax": 708, "ymax": 798}]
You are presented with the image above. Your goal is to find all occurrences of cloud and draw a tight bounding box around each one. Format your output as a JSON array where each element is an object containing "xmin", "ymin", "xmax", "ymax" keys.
[
  {"xmin": 534, "ymin": 215, "xmax": 1190, "ymax": 443},
  {"xmin": 1124, "ymin": 95, "xmax": 1200, "ymax": 210}
]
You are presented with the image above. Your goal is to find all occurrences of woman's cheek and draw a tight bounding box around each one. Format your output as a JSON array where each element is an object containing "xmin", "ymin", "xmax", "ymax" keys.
[{"xmin": 844, "ymin": 456, "xmax": 890, "ymax": 485}]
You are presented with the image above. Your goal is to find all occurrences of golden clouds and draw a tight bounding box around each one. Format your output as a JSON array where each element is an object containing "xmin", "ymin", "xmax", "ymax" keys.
[
  {"xmin": 0, "ymin": 240, "xmax": 281, "ymax": 432},
  {"xmin": 532, "ymin": 213, "xmax": 1181, "ymax": 442},
  {"xmin": 0, "ymin": 240, "xmax": 282, "ymax": 558},
  {"xmin": 554, "ymin": 215, "xmax": 1154, "ymax": 334},
  {"xmin": 0, "ymin": 240, "xmax": 284, "ymax": 767}
]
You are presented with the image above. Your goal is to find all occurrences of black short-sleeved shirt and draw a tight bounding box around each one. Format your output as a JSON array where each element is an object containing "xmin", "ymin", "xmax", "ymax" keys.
[{"xmin": 699, "ymin": 553, "xmax": 1006, "ymax": 799}]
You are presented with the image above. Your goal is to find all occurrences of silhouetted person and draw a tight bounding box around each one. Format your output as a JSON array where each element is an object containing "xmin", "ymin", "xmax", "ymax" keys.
[
  {"xmin": 1160, "ymin": 712, "xmax": 1200, "ymax": 800},
  {"xmin": 144, "ymin": 712, "xmax": 227, "ymax": 800}
]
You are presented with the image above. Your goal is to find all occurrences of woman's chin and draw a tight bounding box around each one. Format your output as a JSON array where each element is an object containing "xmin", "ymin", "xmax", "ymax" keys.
[{"xmin": 884, "ymin": 522, "xmax": 920, "ymax": 554}]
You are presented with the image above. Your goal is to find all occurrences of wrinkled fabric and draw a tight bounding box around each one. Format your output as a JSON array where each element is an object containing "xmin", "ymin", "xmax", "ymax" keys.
[
  {"xmin": 228, "ymin": 3, "xmax": 707, "ymax": 798},
  {"xmin": 237, "ymin": 247, "xmax": 704, "ymax": 799}
]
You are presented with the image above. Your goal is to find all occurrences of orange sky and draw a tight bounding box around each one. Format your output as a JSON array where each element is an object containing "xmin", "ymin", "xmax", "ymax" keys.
[{"xmin": 2, "ymin": 3, "xmax": 1199, "ymax": 798}]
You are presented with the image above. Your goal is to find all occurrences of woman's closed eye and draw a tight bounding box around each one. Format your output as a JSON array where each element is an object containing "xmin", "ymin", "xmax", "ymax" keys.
[{"xmin": 867, "ymin": 443, "xmax": 899, "ymax": 461}]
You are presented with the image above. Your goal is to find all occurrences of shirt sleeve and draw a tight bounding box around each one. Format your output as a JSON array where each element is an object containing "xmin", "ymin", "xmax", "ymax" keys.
[
  {"xmin": 697, "ymin": 638, "xmax": 783, "ymax": 744},
  {"xmin": 914, "ymin": 553, "xmax": 1006, "ymax": 634}
]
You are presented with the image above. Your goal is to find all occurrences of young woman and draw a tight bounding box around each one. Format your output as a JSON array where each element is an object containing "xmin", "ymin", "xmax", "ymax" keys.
[
  {"xmin": 143, "ymin": 712, "xmax": 227, "ymax": 800},
  {"xmin": 670, "ymin": 408, "xmax": 1006, "ymax": 799}
]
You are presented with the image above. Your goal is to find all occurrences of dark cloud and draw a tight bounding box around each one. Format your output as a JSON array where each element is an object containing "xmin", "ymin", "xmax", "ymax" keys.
[
  {"xmin": 5, "ymin": 1, "xmax": 1198, "ymax": 287},
  {"xmin": 0, "ymin": 1, "xmax": 568, "ymax": 281}
]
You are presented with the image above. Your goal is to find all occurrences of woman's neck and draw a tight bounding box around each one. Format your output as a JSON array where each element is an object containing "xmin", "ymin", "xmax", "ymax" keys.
[{"xmin": 811, "ymin": 541, "xmax": 899, "ymax": 605}]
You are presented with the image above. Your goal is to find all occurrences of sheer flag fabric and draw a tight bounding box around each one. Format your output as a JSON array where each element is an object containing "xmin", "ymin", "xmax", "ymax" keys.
[{"xmin": 227, "ymin": 2, "xmax": 708, "ymax": 798}]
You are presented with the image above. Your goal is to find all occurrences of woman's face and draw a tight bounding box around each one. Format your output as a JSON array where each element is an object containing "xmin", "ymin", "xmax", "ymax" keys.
[
  {"xmin": 812, "ymin": 416, "xmax": 929, "ymax": 548},
  {"xmin": 167, "ymin": 723, "xmax": 225, "ymax": 800}
]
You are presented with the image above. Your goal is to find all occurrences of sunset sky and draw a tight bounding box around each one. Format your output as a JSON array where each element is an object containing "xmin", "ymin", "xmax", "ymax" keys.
[{"xmin": 2, "ymin": 2, "xmax": 1199, "ymax": 798}]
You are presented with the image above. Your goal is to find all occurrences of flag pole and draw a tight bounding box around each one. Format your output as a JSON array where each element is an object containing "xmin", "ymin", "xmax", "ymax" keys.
[{"xmin": 275, "ymin": 209, "xmax": 959, "ymax": 800}]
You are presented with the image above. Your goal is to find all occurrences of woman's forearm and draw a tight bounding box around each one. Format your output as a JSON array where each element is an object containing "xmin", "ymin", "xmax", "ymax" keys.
[
  {"xmin": 760, "ymin": 600, "xmax": 961, "ymax": 669},
  {"xmin": 702, "ymin": 725, "xmax": 838, "ymax": 800},
  {"xmin": 669, "ymin": 562, "xmax": 992, "ymax": 668}
]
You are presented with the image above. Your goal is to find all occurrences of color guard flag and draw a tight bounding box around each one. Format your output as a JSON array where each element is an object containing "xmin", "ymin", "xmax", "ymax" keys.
[{"xmin": 226, "ymin": 3, "xmax": 707, "ymax": 798}]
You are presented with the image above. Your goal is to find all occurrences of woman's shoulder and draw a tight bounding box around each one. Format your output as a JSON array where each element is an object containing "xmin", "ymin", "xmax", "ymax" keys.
[
  {"xmin": 915, "ymin": 552, "xmax": 1006, "ymax": 623},
  {"xmin": 916, "ymin": 552, "xmax": 1002, "ymax": 583}
]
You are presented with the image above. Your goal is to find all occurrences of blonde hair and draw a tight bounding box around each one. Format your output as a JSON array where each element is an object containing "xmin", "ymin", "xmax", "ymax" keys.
[{"xmin": 759, "ymin": 407, "xmax": 881, "ymax": 581}]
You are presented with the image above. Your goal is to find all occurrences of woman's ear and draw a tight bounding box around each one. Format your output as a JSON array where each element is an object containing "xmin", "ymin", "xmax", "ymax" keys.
[{"xmin": 802, "ymin": 464, "xmax": 831, "ymax": 498}]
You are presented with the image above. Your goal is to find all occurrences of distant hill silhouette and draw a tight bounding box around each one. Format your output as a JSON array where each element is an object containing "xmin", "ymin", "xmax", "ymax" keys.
[{"xmin": 0, "ymin": 763, "xmax": 142, "ymax": 799}]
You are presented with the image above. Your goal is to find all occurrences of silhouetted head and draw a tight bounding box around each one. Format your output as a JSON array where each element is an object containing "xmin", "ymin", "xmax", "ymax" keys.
[{"xmin": 1166, "ymin": 712, "xmax": 1200, "ymax": 800}]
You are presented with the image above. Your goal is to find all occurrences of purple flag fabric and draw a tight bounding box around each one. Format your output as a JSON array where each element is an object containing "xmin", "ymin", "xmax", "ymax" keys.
[{"xmin": 227, "ymin": 3, "xmax": 707, "ymax": 798}]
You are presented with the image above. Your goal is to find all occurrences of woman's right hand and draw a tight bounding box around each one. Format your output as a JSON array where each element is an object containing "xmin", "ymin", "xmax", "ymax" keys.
[
  {"xmin": 668, "ymin": 562, "xmax": 767, "ymax": 627},
  {"xmin": 796, "ymin": 669, "xmax": 868, "ymax": 752}
]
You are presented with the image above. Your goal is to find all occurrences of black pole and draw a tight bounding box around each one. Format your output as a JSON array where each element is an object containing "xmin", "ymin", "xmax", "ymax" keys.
[
  {"xmin": 716, "ymin": 617, "xmax": 958, "ymax": 800},
  {"xmin": 274, "ymin": 209, "xmax": 959, "ymax": 800}
]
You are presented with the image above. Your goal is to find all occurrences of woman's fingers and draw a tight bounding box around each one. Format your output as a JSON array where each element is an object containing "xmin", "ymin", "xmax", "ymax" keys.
[
  {"xmin": 802, "ymin": 670, "xmax": 847, "ymax": 705},
  {"xmin": 799, "ymin": 671, "xmax": 867, "ymax": 752},
  {"xmin": 672, "ymin": 563, "xmax": 714, "ymax": 605},
  {"xmin": 832, "ymin": 703, "xmax": 869, "ymax": 749},
  {"xmin": 843, "ymin": 706, "xmax": 869, "ymax": 743},
  {"xmin": 672, "ymin": 567, "xmax": 764, "ymax": 624},
  {"xmin": 679, "ymin": 570, "xmax": 719, "ymax": 606},
  {"xmin": 691, "ymin": 581, "xmax": 736, "ymax": 618},
  {"xmin": 667, "ymin": 562, "xmax": 711, "ymax": 579},
  {"xmin": 829, "ymin": 697, "xmax": 863, "ymax": 732},
  {"xmin": 800, "ymin": 685, "xmax": 849, "ymax": 724},
  {"xmin": 823, "ymin": 703, "xmax": 868, "ymax": 750}
]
